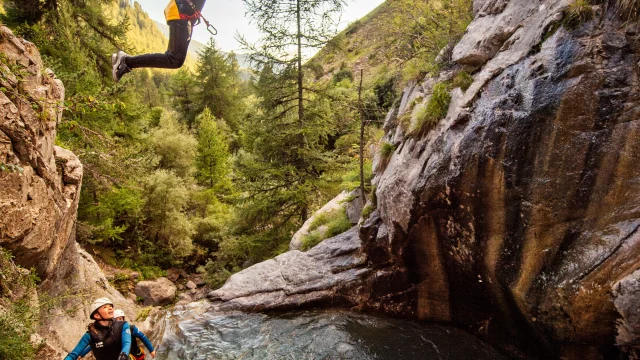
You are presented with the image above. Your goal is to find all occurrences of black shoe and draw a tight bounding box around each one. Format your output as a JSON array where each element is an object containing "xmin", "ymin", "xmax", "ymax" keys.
[{"xmin": 111, "ymin": 51, "xmax": 131, "ymax": 82}]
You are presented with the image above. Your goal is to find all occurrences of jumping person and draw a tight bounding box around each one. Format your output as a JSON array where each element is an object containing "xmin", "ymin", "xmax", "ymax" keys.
[
  {"xmin": 78, "ymin": 309, "xmax": 157, "ymax": 360},
  {"xmin": 64, "ymin": 298, "xmax": 131, "ymax": 360},
  {"xmin": 112, "ymin": 0, "xmax": 207, "ymax": 82}
]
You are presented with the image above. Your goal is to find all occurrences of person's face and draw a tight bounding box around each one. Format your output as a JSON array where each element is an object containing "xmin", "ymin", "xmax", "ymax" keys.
[
  {"xmin": 94, "ymin": 304, "xmax": 114, "ymax": 320},
  {"xmin": 115, "ymin": 316, "xmax": 125, "ymax": 321}
]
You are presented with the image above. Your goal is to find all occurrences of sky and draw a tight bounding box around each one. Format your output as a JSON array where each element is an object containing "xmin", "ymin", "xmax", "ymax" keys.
[{"xmin": 132, "ymin": 0, "xmax": 385, "ymax": 53}]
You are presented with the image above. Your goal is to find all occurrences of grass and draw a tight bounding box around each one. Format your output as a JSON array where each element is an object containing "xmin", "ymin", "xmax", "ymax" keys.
[
  {"xmin": 452, "ymin": 71, "xmax": 473, "ymax": 92},
  {"xmin": 563, "ymin": 0, "xmax": 595, "ymax": 29},
  {"xmin": 411, "ymin": 82, "xmax": 451, "ymax": 136},
  {"xmin": 301, "ymin": 208, "xmax": 352, "ymax": 251},
  {"xmin": 380, "ymin": 142, "xmax": 396, "ymax": 158},
  {"xmin": 615, "ymin": 0, "xmax": 640, "ymax": 19},
  {"xmin": 0, "ymin": 248, "xmax": 40, "ymax": 360}
]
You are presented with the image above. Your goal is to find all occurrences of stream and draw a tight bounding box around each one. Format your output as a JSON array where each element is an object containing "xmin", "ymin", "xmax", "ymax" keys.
[{"xmin": 151, "ymin": 304, "xmax": 510, "ymax": 360}]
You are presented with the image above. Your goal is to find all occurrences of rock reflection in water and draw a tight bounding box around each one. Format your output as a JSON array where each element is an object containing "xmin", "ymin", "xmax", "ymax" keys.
[{"xmin": 156, "ymin": 309, "xmax": 509, "ymax": 360}]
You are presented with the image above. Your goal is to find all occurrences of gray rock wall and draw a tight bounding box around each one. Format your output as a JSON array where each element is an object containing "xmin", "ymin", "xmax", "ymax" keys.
[{"xmin": 369, "ymin": 2, "xmax": 640, "ymax": 357}]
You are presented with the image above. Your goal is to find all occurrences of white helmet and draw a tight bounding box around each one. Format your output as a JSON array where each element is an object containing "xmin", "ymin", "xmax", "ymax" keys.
[
  {"xmin": 90, "ymin": 297, "xmax": 113, "ymax": 320},
  {"xmin": 113, "ymin": 309, "xmax": 126, "ymax": 319}
]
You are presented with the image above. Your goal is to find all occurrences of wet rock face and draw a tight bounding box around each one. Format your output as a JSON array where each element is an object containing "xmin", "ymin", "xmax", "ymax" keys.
[
  {"xmin": 0, "ymin": 25, "xmax": 79, "ymax": 279},
  {"xmin": 372, "ymin": 9, "xmax": 640, "ymax": 358}
]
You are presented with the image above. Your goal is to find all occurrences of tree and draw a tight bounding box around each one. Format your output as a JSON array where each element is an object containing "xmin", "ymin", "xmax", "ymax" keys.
[
  {"xmin": 195, "ymin": 108, "xmax": 231, "ymax": 189},
  {"xmin": 238, "ymin": 0, "xmax": 346, "ymax": 222},
  {"xmin": 169, "ymin": 68, "xmax": 199, "ymax": 128},
  {"xmin": 240, "ymin": 0, "xmax": 346, "ymax": 128},
  {"xmin": 194, "ymin": 40, "xmax": 244, "ymax": 132}
]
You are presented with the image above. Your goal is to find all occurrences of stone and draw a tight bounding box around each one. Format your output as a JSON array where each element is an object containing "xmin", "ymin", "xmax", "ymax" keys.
[
  {"xmin": 186, "ymin": 280, "xmax": 197, "ymax": 290},
  {"xmin": 127, "ymin": 293, "xmax": 137, "ymax": 303},
  {"xmin": 614, "ymin": 270, "xmax": 640, "ymax": 353},
  {"xmin": 134, "ymin": 277, "xmax": 177, "ymax": 306},
  {"xmin": 345, "ymin": 189, "xmax": 365, "ymax": 224},
  {"xmin": 166, "ymin": 269, "xmax": 181, "ymax": 283},
  {"xmin": 289, "ymin": 191, "xmax": 351, "ymax": 250},
  {"xmin": 208, "ymin": 227, "xmax": 368, "ymax": 311}
]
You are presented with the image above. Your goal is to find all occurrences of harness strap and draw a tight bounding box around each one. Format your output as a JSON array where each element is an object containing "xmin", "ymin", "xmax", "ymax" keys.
[{"xmin": 183, "ymin": 0, "xmax": 218, "ymax": 35}]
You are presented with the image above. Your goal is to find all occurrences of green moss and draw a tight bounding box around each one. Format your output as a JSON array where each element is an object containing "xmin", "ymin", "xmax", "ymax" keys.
[
  {"xmin": 412, "ymin": 83, "xmax": 451, "ymax": 136},
  {"xmin": 301, "ymin": 208, "xmax": 352, "ymax": 251},
  {"xmin": 452, "ymin": 71, "xmax": 473, "ymax": 92}
]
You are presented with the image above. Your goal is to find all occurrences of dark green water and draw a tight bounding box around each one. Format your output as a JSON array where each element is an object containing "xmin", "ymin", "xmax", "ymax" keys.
[{"xmin": 154, "ymin": 308, "xmax": 509, "ymax": 360}]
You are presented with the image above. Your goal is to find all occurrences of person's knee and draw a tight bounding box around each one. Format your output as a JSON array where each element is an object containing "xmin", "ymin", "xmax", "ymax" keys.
[{"xmin": 166, "ymin": 51, "xmax": 187, "ymax": 69}]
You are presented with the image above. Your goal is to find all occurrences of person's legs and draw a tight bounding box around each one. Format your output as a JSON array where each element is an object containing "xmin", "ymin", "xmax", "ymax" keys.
[
  {"xmin": 112, "ymin": 20, "xmax": 192, "ymax": 81},
  {"xmin": 125, "ymin": 20, "xmax": 192, "ymax": 69}
]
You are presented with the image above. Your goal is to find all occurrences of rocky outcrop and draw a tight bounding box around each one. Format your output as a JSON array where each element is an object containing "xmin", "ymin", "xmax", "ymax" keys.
[
  {"xmin": 209, "ymin": 227, "xmax": 371, "ymax": 311},
  {"xmin": 289, "ymin": 190, "xmax": 362, "ymax": 251},
  {"xmin": 369, "ymin": 1, "xmax": 640, "ymax": 358},
  {"xmin": 0, "ymin": 26, "xmax": 130, "ymax": 352}
]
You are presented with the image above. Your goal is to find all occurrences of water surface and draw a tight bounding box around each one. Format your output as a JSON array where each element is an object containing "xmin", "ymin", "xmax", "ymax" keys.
[{"xmin": 154, "ymin": 308, "xmax": 509, "ymax": 360}]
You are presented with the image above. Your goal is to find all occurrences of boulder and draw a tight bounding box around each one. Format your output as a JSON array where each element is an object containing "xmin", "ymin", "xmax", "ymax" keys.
[
  {"xmin": 345, "ymin": 189, "xmax": 365, "ymax": 224},
  {"xmin": 209, "ymin": 227, "xmax": 369, "ymax": 311},
  {"xmin": 186, "ymin": 280, "xmax": 197, "ymax": 290},
  {"xmin": 135, "ymin": 277, "xmax": 177, "ymax": 306}
]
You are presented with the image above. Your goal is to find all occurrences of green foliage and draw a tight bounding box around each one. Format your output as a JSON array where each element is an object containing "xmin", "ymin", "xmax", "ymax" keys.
[
  {"xmin": 380, "ymin": 142, "xmax": 396, "ymax": 158},
  {"xmin": 134, "ymin": 266, "xmax": 166, "ymax": 281},
  {"xmin": 0, "ymin": 248, "xmax": 40, "ymax": 360},
  {"xmin": 142, "ymin": 169, "xmax": 194, "ymax": 259},
  {"xmin": 195, "ymin": 108, "xmax": 231, "ymax": 189},
  {"xmin": 412, "ymin": 83, "xmax": 451, "ymax": 136},
  {"xmin": 333, "ymin": 66, "xmax": 354, "ymax": 83},
  {"xmin": 301, "ymin": 207, "xmax": 351, "ymax": 251},
  {"xmin": 564, "ymin": 0, "xmax": 595, "ymax": 29},
  {"xmin": 341, "ymin": 159, "xmax": 373, "ymax": 192},
  {"xmin": 452, "ymin": 71, "xmax": 473, "ymax": 92},
  {"xmin": 194, "ymin": 40, "xmax": 244, "ymax": 132},
  {"xmin": 151, "ymin": 113, "xmax": 197, "ymax": 178}
]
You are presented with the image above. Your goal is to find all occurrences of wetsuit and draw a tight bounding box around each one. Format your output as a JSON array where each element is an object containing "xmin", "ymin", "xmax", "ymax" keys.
[
  {"xmin": 80, "ymin": 324, "xmax": 155, "ymax": 359},
  {"xmin": 123, "ymin": 0, "xmax": 207, "ymax": 70},
  {"xmin": 64, "ymin": 321, "xmax": 131, "ymax": 360}
]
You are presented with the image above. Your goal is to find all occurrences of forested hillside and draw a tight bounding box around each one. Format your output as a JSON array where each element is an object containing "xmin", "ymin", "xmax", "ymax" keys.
[{"xmin": 0, "ymin": 0, "xmax": 472, "ymax": 289}]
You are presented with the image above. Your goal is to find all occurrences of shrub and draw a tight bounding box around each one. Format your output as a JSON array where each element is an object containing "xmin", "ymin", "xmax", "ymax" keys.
[
  {"xmin": 333, "ymin": 67, "xmax": 354, "ymax": 83},
  {"xmin": 0, "ymin": 248, "xmax": 40, "ymax": 360},
  {"xmin": 380, "ymin": 142, "xmax": 396, "ymax": 159},
  {"xmin": 134, "ymin": 265, "xmax": 166, "ymax": 281},
  {"xmin": 564, "ymin": 0, "xmax": 594, "ymax": 29},
  {"xmin": 412, "ymin": 83, "xmax": 451, "ymax": 136},
  {"xmin": 452, "ymin": 71, "xmax": 473, "ymax": 92}
]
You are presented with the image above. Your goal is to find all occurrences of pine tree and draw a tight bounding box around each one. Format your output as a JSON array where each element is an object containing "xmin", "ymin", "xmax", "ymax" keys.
[
  {"xmin": 170, "ymin": 68, "xmax": 198, "ymax": 128},
  {"xmin": 195, "ymin": 108, "xmax": 231, "ymax": 190},
  {"xmin": 194, "ymin": 39, "xmax": 244, "ymax": 133},
  {"xmin": 238, "ymin": 0, "xmax": 346, "ymax": 225}
]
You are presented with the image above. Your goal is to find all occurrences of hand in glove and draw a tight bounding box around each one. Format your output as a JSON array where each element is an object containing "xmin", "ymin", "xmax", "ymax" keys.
[{"xmin": 117, "ymin": 352, "xmax": 129, "ymax": 360}]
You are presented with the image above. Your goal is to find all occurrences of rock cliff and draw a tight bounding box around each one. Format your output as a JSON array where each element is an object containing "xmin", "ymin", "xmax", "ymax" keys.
[
  {"xmin": 0, "ymin": 26, "xmax": 130, "ymax": 352},
  {"xmin": 370, "ymin": 0, "xmax": 640, "ymax": 358},
  {"xmin": 207, "ymin": 1, "xmax": 640, "ymax": 358}
]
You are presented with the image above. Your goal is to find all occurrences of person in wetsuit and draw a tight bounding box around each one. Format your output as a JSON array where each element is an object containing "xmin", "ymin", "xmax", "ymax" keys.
[
  {"xmin": 111, "ymin": 0, "xmax": 207, "ymax": 82},
  {"xmin": 64, "ymin": 298, "xmax": 131, "ymax": 360},
  {"xmin": 78, "ymin": 309, "xmax": 157, "ymax": 360}
]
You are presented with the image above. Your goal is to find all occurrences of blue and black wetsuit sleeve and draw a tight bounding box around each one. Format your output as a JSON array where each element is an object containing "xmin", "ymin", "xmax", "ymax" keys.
[
  {"xmin": 121, "ymin": 322, "xmax": 132, "ymax": 355},
  {"xmin": 63, "ymin": 333, "xmax": 91, "ymax": 360},
  {"xmin": 132, "ymin": 325, "xmax": 155, "ymax": 352},
  {"xmin": 79, "ymin": 344, "xmax": 91, "ymax": 357}
]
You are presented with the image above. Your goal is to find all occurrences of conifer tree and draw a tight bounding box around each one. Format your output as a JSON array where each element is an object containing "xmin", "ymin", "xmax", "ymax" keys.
[
  {"xmin": 238, "ymin": 0, "xmax": 346, "ymax": 228},
  {"xmin": 195, "ymin": 108, "xmax": 231, "ymax": 189},
  {"xmin": 194, "ymin": 39, "xmax": 243, "ymax": 132}
]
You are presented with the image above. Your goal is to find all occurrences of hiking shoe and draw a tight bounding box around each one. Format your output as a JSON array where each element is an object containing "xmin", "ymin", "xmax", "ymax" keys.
[{"xmin": 111, "ymin": 51, "xmax": 131, "ymax": 82}]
